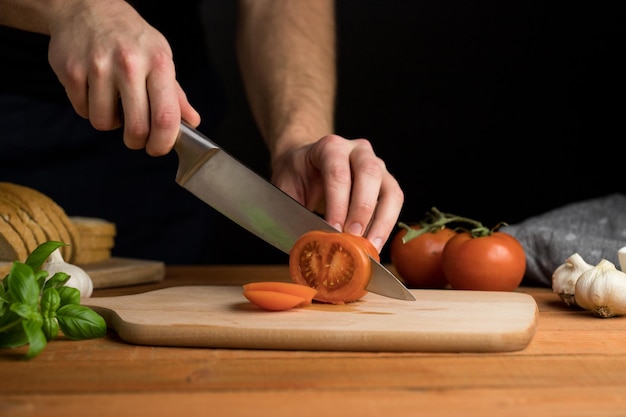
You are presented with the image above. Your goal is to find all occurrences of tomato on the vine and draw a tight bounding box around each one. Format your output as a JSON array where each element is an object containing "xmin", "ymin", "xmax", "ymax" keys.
[
  {"xmin": 441, "ymin": 231, "xmax": 526, "ymax": 291},
  {"xmin": 390, "ymin": 224, "xmax": 456, "ymax": 288},
  {"xmin": 289, "ymin": 230, "xmax": 373, "ymax": 304}
]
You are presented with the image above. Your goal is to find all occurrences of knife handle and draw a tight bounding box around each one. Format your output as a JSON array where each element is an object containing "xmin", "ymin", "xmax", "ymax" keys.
[{"xmin": 174, "ymin": 122, "xmax": 221, "ymax": 186}]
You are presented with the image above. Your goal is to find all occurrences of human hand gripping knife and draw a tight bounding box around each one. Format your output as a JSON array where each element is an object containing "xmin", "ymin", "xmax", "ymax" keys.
[{"xmin": 174, "ymin": 122, "xmax": 415, "ymax": 301}]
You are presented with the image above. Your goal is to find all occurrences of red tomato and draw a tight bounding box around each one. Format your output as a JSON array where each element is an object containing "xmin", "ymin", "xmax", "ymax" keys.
[
  {"xmin": 441, "ymin": 231, "xmax": 526, "ymax": 291},
  {"xmin": 390, "ymin": 225, "xmax": 456, "ymax": 288},
  {"xmin": 289, "ymin": 231, "xmax": 372, "ymax": 304}
]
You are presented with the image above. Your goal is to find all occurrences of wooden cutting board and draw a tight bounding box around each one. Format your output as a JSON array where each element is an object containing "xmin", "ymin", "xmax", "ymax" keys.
[
  {"xmin": 83, "ymin": 285, "xmax": 539, "ymax": 353},
  {"xmin": 1, "ymin": 257, "xmax": 165, "ymax": 289},
  {"xmin": 82, "ymin": 257, "xmax": 165, "ymax": 289}
]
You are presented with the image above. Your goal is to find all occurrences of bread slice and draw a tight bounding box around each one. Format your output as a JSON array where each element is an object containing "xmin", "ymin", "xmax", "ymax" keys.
[
  {"xmin": 0, "ymin": 183, "xmax": 75, "ymax": 262},
  {"xmin": 69, "ymin": 216, "xmax": 116, "ymax": 264},
  {"xmin": 0, "ymin": 195, "xmax": 47, "ymax": 245},
  {"xmin": 0, "ymin": 198, "xmax": 39, "ymax": 253},
  {"xmin": 0, "ymin": 261, "xmax": 12, "ymax": 278},
  {"xmin": 70, "ymin": 216, "xmax": 117, "ymax": 237},
  {"xmin": 0, "ymin": 211, "xmax": 29, "ymax": 262}
]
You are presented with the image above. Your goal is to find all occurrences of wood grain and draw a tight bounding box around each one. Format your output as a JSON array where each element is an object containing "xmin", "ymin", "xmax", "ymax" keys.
[
  {"xmin": 83, "ymin": 285, "xmax": 538, "ymax": 352},
  {"xmin": 2, "ymin": 265, "xmax": 626, "ymax": 417}
]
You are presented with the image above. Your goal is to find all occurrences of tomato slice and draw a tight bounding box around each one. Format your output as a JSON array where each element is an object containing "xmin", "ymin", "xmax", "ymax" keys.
[
  {"xmin": 289, "ymin": 230, "xmax": 372, "ymax": 304},
  {"xmin": 344, "ymin": 234, "xmax": 381, "ymax": 262},
  {"xmin": 242, "ymin": 290, "xmax": 307, "ymax": 311},
  {"xmin": 242, "ymin": 282, "xmax": 318, "ymax": 305}
]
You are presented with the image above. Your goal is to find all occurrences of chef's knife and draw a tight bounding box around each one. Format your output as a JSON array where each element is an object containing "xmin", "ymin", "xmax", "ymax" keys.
[{"xmin": 174, "ymin": 122, "xmax": 415, "ymax": 301}]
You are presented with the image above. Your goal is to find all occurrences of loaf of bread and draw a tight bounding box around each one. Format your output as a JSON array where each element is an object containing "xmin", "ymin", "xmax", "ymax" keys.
[
  {"xmin": 69, "ymin": 216, "xmax": 117, "ymax": 264},
  {"xmin": 0, "ymin": 182, "xmax": 116, "ymax": 265}
]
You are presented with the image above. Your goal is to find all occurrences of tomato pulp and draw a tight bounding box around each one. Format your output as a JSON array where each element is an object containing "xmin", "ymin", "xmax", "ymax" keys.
[{"xmin": 289, "ymin": 230, "xmax": 374, "ymax": 304}]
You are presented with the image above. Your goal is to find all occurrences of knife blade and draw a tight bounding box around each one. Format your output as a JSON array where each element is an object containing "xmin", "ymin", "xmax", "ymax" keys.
[{"xmin": 174, "ymin": 122, "xmax": 415, "ymax": 301}]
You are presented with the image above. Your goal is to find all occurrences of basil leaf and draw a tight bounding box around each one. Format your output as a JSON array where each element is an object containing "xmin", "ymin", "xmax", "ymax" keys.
[
  {"xmin": 10, "ymin": 302, "xmax": 40, "ymax": 321},
  {"xmin": 5, "ymin": 263, "xmax": 40, "ymax": 306},
  {"xmin": 57, "ymin": 286, "xmax": 80, "ymax": 306},
  {"xmin": 43, "ymin": 272, "xmax": 71, "ymax": 291},
  {"xmin": 42, "ymin": 317, "xmax": 60, "ymax": 341},
  {"xmin": 22, "ymin": 316, "xmax": 46, "ymax": 360},
  {"xmin": 0, "ymin": 326, "xmax": 28, "ymax": 348},
  {"xmin": 41, "ymin": 288, "xmax": 61, "ymax": 313},
  {"xmin": 57, "ymin": 304, "xmax": 107, "ymax": 340},
  {"xmin": 0, "ymin": 310, "xmax": 27, "ymax": 348},
  {"xmin": 35, "ymin": 269, "xmax": 50, "ymax": 291},
  {"xmin": 25, "ymin": 241, "xmax": 66, "ymax": 271},
  {"xmin": 0, "ymin": 283, "xmax": 7, "ymax": 315}
]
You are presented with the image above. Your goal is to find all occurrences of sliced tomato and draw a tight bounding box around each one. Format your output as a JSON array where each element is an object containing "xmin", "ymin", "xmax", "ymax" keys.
[
  {"xmin": 243, "ymin": 282, "xmax": 317, "ymax": 305},
  {"xmin": 289, "ymin": 230, "xmax": 372, "ymax": 304},
  {"xmin": 345, "ymin": 234, "xmax": 381, "ymax": 262},
  {"xmin": 242, "ymin": 290, "xmax": 307, "ymax": 311}
]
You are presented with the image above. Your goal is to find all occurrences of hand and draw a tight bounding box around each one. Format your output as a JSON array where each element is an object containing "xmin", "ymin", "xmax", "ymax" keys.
[
  {"xmin": 46, "ymin": 0, "xmax": 200, "ymax": 155},
  {"xmin": 270, "ymin": 134, "xmax": 405, "ymax": 252}
]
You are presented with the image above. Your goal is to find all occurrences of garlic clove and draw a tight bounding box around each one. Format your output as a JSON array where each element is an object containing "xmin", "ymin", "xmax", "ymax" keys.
[
  {"xmin": 42, "ymin": 249, "xmax": 94, "ymax": 298},
  {"xmin": 552, "ymin": 253, "xmax": 593, "ymax": 307},
  {"xmin": 618, "ymin": 246, "xmax": 626, "ymax": 272},
  {"xmin": 574, "ymin": 259, "xmax": 626, "ymax": 318}
]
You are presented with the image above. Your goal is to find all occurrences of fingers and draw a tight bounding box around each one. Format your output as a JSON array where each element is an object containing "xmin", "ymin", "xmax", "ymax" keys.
[
  {"xmin": 310, "ymin": 135, "xmax": 404, "ymax": 252},
  {"xmin": 362, "ymin": 170, "xmax": 404, "ymax": 252},
  {"xmin": 130, "ymin": 54, "xmax": 180, "ymax": 155},
  {"xmin": 47, "ymin": 3, "xmax": 198, "ymax": 156}
]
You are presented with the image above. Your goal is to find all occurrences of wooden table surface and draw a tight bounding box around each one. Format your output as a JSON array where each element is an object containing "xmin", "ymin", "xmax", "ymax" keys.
[{"xmin": 2, "ymin": 265, "xmax": 626, "ymax": 417}]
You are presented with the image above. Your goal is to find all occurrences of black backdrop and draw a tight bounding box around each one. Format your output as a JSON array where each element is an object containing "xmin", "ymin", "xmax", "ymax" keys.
[{"xmin": 203, "ymin": 1, "xmax": 625, "ymax": 264}]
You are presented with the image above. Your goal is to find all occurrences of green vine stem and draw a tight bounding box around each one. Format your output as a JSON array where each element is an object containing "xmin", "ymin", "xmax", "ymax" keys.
[{"xmin": 398, "ymin": 207, "xmax": 507, "ymax": 244}]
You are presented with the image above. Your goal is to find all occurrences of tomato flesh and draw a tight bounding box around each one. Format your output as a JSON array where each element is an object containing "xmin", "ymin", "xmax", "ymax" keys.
[
  {"xmin": 243, "ymin": 290, "xmax": 307, "ymax": 311},
  {"xmin": 243, "ymin": 282, "xmax": 317, "ymax": 305},
  {"xmin": 289, "ymin": 231, "xmax": 372, "ymax": 304}
]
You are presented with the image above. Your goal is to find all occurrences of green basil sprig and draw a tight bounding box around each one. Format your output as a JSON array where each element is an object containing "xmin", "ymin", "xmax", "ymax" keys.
[{"xmin": 0, "ymin": 241, "xmax": 106, "ymax": 360}]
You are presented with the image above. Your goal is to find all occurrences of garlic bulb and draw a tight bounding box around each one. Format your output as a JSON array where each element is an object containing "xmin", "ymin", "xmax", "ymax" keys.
[
  {"xmin": 618, "ymin": 246, "xmax": 626, "ymax": 272},
  {"xmin": 552, "ymin": 253, "xmax": 593, "ymax": 307},
  {"xmin": 574, "ymin": 259, "xmax": 626, "ymax": 318},
  {"xmin": 42, "ymin": 249, "xmax": 94, "ymax": 298}
]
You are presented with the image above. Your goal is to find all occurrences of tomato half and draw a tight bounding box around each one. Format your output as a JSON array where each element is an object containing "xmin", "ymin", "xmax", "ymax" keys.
[
  {"xmin": 289, "ymin": 231, "xmax": 372, "ymax": 304},
  {"xmin": 345, "ymin": 234, "xmax": 381, "ymax": 262},
  {"xmin": 390, "ymin": 225, "xmax": 456, "ymax": 289},
  {"xmin": 441, "ymin": 231, "xmax": 526, "ymax": 291}
]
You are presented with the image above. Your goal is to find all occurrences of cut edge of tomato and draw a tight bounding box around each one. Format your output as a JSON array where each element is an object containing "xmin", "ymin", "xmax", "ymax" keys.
[
  {"xmin": 242, "ymin": 290, "xmax": 307, "ymax": 311},
  {"xmin": 242, "ymin": 281, "xmax": 317, "ymax": 304},
  {"xmin": 289, "ymin": 230, "xmax": 373, "ymax": 305}
]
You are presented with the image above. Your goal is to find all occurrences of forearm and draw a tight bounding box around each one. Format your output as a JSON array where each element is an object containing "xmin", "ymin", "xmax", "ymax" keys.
[{"xmin": 236, "ymin": 0, "xmax": 336, "ymax": 160}]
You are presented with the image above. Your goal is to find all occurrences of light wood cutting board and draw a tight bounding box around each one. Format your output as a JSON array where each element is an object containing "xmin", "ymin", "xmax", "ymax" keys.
[
  {"xmin": 83, "ymin": 286, "xmax": 539, "ymax": 353},
  {"xmin": 82, "ymin": 257, "xmax": 165, "ymax": 289}
]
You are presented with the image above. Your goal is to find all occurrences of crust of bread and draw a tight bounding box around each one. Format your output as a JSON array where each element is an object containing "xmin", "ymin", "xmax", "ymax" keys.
[
  {"xmin": 0, "ymin": 184, "xmax": 116, "ymax": 265},
  {"xmin": 0, "ymin": 183, "xmax": 75, "ymax": 261},
  {"xmin": 0, "ymin": 211, "xmax": 29, "ymax": 262}
]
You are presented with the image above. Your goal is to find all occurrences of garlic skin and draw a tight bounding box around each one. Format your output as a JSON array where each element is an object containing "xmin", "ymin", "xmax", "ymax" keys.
[
  {"xmin": 618, "ymin": 246, "xmax": 626, "ymax": 272},
  {"xmin": 574, "ymin": 259, "xmax": 626, "ymax": 318},
  {"xmin": 42, "ymin": 249, "xmax": 94, "ymax": 298},
  {"xmin": 552, "ymin": 253, "xmax": 593, "ymax": 307}
]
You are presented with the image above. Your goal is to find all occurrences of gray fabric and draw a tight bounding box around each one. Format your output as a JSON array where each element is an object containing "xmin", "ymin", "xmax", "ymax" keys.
[{"xmin": 502, "ymin": 193, "xmax": 626, "ymax": 287}]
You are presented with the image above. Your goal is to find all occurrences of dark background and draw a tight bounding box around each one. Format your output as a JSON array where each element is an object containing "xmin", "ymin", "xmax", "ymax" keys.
[{"xmin": 201, "ymin": 1, "xmax": 625, "ymax": 265}]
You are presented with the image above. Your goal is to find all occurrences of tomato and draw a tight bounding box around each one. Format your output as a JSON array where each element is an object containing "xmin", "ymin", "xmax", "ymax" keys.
[
  {"xmin": 390, "ymin": 225, "xmax": 456, "ymax": 288},
  {"xmin": 441, "ymin": 231, "xmax": 526, "ymax": 291},
  {"xmin": 242, "ymin": 290, "xmax": 307, "ymax": 311},
  {"xmin": 345, "ymin": 234, "xmax": 381, "ymax": 262},
  {"xmin": 289, "ymin": 230, "xmax": 372, "ymax": 304},
  {"xmin": 243, "ymin": 282, "xmax": 318, "ymax": 305}
]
